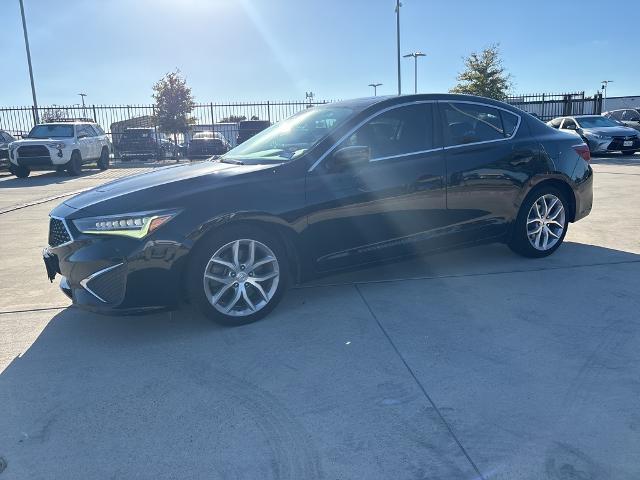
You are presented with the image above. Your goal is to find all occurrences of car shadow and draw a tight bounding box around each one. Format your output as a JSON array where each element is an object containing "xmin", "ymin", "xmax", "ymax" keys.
[
  {"xmin": 0, "ymin": 241, "xmax": 638, "ymax": 477},
  {"xmin": 0, "ymin": 168, "xmax": 105, "ymax": 189}
]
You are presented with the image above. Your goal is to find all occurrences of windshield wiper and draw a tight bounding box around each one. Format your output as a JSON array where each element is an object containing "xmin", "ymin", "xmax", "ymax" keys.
[{"xmin": 219, "ymin": 158, "xmax": 244, "ymax": 165}]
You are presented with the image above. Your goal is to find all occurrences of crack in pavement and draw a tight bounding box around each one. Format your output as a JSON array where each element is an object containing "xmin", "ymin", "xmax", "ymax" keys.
[
  {"xmin": 354, "ymin": 284, "xmax": 486, "ymax": 480},
  {"xmin": 0, "ymin": 306, "xmax": 68, "ymax": 316},
  {"xmin": 0, "ymin": 188, "xmax": 91, "ymax": 215}
]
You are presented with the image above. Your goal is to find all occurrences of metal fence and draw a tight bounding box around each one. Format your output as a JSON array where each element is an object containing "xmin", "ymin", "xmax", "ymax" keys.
[
  {"xmin": 505, "ymin": 92, "xmax": 603, "ymax": 121},
  {"xmin": 0, "ymin": 101, "xmax": 332, "ymax": 141},
  {"xmin": 0, "ymin": 93, "xmax": 603, "ymax": 140}
]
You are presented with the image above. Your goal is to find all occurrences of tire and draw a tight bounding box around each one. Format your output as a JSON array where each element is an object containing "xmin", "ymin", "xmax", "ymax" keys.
[
  {"xmin": 508, "ymin": 185, "xmax": 569, "ymax": 258},
  {"xmin": 13, "ymin": 165, "xmax": 30, "ymax": 178},
  {"xmin": 97, "ymin": 147, "xmax": 110, "ymax": 170},
  {"xmin": 67, "ymin": 151, "xmax": 82, "ymax": 176},
  {"xmin": 187, "ymin": 225, "xmax": 289, "ymax": 326},
  {"xmin": 622, "ymin": 151, "xmax": 636, "ymax": 156},
  {"xmin": 55, "ymin": 166, "xmax": 66, "ymax": 174}
]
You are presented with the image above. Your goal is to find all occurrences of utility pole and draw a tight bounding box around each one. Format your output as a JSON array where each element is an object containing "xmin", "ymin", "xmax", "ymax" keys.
[
  {"xmin": 19, "ymin": 0, "xmax": 39, "ymax": 124},
  {"xmin": 601, "ymin": 80, "xmax": 613, "ymax": 112},
  {"xmin": 78, "ymin": 93, "xmax": 87, "ymax": 118},
  {"xmin": 403, "ymin": 52, "xmax": 426, "ymax": 94},
  {"xmin": 368, "ymin": 83, "xmax": 382, "ymax": 96},
  {"xmin": 395, "ymin": 0, "xmax": 402, "ymax": 95}
]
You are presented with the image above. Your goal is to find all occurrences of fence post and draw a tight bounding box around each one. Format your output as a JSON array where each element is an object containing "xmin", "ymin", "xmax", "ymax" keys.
[
  {"xmin": 267, "ymin": 101, "xmax": 271, "ymax": 122},
  {"xmin": 210, "ymin": 102, "xmax": 215, "ymax": 126},
  {"xmin": 31, "ymin": 105, "xmax": 38, "ymax": 126},
  {"xmin": 541, "ymin": 94, "xmax": 545, "ymax": 120},
  {"xmin": 92, "ymin": 105, "xmax": 97, "ymax": 122}
]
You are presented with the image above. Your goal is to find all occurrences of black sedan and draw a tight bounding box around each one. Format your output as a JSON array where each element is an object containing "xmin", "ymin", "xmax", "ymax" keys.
[
  {"xmin": 44, "ymin": 94, "xmax": 593, "ymax": 325},
  {"xmin": 547, "ymin": 115, "xmax": 640, "ymax": 155},
  {"xmin": 187, "ymin": 131, "xmax": 231, "ymax": 158}
]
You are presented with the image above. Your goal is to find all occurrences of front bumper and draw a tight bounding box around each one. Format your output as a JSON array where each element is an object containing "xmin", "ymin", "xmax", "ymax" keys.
[
  {"xmin": 45, "ymin": 206, "xmax": 190, "ymax": 314},
  {"xmin": 586, "ymin": 136, "xmax": 640, "ymax": 153},
  {"xmin": 10, "ymin": 146, "xmax": 73, "ymax": 168}
]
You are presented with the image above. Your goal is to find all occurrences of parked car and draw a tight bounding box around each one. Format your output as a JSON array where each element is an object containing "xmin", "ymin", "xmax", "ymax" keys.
[
  {"xmin": 43, "ymin": 94, "xmax": 593, "ymax": 326},
  {"xmin": 547, "ymin": 115, "xmax": 640, "ymax": 155},
  {"xmin": 0, "ymin": 130, "xmax": 17, "ymax": 171},
  {"xmin": 8, "ymin": 121, "xmax": 111, "ymax": 178},
  {"xmin": 603, "ymin": 108, "xmax": 640, "ymax": 132},
  {"xmin": 118, "ymin": 128, "xmax": 177, "ymax": 161},
  {"xmin": 236, "ymin": 120, "xmax": 270, "ymax": 145},
  {"xmin": 187, "ymin": 131, "xmax": 231, "ymax": 158}
]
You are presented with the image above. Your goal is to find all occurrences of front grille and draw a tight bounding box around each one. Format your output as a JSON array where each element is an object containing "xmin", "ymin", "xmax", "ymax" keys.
[
  {"xmin": 609, "ymin": 136, "xmax": 640, "ymax": 150},
  {"xmin": 48, "ymin": 217, "xmax": 72, "ymax": 247},
  {"xmin": 18, "ymin": 145, "xmax": 49, "ymax": 158},
  {"xmin": 84, "ymin": 264, "xmax": 126, "ymax": 304}
]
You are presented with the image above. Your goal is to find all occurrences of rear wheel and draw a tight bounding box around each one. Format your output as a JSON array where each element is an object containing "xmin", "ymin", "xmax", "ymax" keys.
[
  {"xmin": 187, "ymin": 225, "xmax": 289, "ymax": 326},
  {"xmin": 97, "ymin": 147, "xmax": 110, "ymax": 170},
  {"xmin": 508, "ymin": 186, "xmax": 569, "ymax": 258},
  {"xmin": 67, "ymin": 151, "xmax": 82, "ymax": 176},
  {"xmin": 13, "ymin": 165, "xmax": 30, "ymax": 178}
]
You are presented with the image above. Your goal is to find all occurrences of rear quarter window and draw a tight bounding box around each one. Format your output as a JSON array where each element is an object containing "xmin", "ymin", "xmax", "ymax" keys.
[{"xmin": 442, "ymin": 102, "xmax": 514, "ymax": 146}]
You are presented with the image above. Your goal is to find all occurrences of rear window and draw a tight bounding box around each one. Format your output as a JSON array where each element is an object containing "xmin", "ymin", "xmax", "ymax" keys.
[
  {"xmin": 123, "ymin": 130, "xmax": 153, "ymax": 138},
  {"xmin": 28, "ymin": 124, "xmax": 74, "ymax": 138},
  {"xmin": 442, "ymin": 102, "xmax": 514, "ymax": 146},
  {"xmin": 193, "ymin": 132, "xmax": 214, "ymax": 139}
]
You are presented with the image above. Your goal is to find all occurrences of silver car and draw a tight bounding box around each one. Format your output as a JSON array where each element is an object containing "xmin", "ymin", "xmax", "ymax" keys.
[{"xmin": 547, "ymin": 115, "xmax": 640, "ymax": 156}]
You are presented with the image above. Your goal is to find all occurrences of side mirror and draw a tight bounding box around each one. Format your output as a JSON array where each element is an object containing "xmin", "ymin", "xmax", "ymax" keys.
[
  {"xmin": 328, "ymin": 145, "xmax": 370, "ymax": 171},
  {"xmin": 629, "ymin": 117, "xmax": 640, "ymax": 122},
  {"xmin": 565, "ymin": 124, "xmax": 577, "ymax": 130},
  {"xmin": 78, "ymin": 134, "xmax": 87, "ymax": 139}
]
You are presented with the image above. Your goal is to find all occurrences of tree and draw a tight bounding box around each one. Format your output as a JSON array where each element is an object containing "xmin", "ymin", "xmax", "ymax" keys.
[
  {"xmin": 41, "ymin": 107, "xmax": 67, "ymax": 122},
  {"xmin": 152, "ymin": 69, "xmax": 195, "ymax": 154},
  {"xmin": 450, "ymin": 44, "xmax": 512, "ymax": 100}
]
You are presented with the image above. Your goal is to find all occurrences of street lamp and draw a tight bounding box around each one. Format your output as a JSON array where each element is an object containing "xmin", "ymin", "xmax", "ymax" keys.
[
  {"xmin": 368, "ymin": 83, "xmax": 382, "ymax": 96},
  {"xmin": 18, "ymin": 0, "xmax": 39, "ymax": 124},
  {"xmin": 403, "ymin": 52, "xmax": 426, "ymax": 94},
  {"xmin": 78, "ymin": 93, "xmax": 87, "ymax": 118},
  {"xmin": 601, "ymin": 80, "xmax": 613, "ymax": 112}
]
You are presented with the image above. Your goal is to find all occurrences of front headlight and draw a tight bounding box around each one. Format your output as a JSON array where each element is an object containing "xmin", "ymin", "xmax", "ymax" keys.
[
  {"xmin": 72, "ymin": 210, "xmax": 179, "ymax": 239},
  {"xmin": 47, "ymin": 142, "xmax": 66, "ymax": 150},
  {"xmin": 585, "ymin": 132, "xmax": 611, "ymax": 140}
]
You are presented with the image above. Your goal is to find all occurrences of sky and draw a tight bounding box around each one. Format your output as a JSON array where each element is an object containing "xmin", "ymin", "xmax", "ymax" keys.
[{"xmin": 1, "ymin": 0, "xmax": 637, "ymax": 106}]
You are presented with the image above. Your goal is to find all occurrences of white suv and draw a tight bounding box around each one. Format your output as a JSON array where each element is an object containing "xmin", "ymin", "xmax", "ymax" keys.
[{"xmin": 8, "ymin": 121, "xmax": 112, "ymax": 178}]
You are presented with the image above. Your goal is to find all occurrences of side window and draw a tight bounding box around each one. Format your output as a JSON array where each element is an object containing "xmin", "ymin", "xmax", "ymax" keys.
[
  {"xmin": 561, "ymin": 118, "xmax": 577, "ymax": 129},
  {"xmin": 442, "ymin": 102, "xmax": 506, "ymax": 146},
  {"xmin": 501, "ymin": 111, "xmax": 519, "ymax": 137},
  {"xmin": 623, "ymin": 110, "xmax": 640, "ymax": 121},
  {"xmin": 77, "ymin": 125, "xmax": 87, "ymax": 138},
  {"xmin": 611, "ymin": 111, "xmax": 623, "ymax": 121},
  {"xmin": 85, "ymin": 125, "xmax": 98, "ymax": 136},
  {"xmin": 339, "ymin": 103, "xmax": 434, "ymax": 160},
  {"xmin": 93, "ymin": 125, "xmax": 105, "ymax": 136}
]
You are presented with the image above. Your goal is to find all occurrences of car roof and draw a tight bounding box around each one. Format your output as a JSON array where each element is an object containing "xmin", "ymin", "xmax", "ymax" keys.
[{"xmin": 325, "ymin": 93, "xmax": 523, "ymax": 115}]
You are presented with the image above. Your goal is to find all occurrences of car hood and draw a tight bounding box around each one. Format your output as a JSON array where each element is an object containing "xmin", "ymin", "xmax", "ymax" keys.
[
  {"xmin": 12, "ymin": 137, "xmax": 72, "ymax": 145},
  {"xmin": 62, "ymin": 160, "xmax": 276, "ymax": 215},
  {"xmin": 583, "ymin": 126, "xmax": 639, "ymax": 137}
]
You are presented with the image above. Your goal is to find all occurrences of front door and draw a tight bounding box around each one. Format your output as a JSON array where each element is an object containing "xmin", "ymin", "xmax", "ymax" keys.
[{"xmin": 304, "ymin": 102, "xmax": 447, "ymax": 272}]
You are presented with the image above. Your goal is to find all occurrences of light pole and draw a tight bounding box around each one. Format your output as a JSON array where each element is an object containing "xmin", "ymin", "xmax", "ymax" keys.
[
  {"xmin": 78, "ymin": 93, "xmax": 87, "ymax": 118},
  {"xmin": 18, "ymin": 0, "xmax": 39, "ymax": 124},
  {"xmin": 601, "ymin": 80, "xmax": 613, "ymax": 112},
  {"xmin": 403, "ymin": 52, "xmax": 426, "ymax": 94},
  {"xmin": 395, "ymin": 0, "xmax": 402, "ymax": 95},
  {"xmin": 368, "ymin": 83, "xmax": 382, "ymax": 96}
]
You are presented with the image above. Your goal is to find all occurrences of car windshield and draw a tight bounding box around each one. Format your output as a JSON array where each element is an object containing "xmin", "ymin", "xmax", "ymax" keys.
[
  {"xmin": 28, "ymin": 124, "xmax": 74, "ymax": 138},
  {"xmin": 576, "ymin": 117, "xmax": 620, "ymax": 128},
  {"xmin": 221, "ymin": 106, "xmax": 354, "ymax": 164}
]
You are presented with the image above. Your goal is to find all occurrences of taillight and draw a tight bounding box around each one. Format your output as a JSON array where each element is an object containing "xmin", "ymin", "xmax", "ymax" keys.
[{"xmin": 573, "ymin": 144, "xmax": 590, "ymax": 162}]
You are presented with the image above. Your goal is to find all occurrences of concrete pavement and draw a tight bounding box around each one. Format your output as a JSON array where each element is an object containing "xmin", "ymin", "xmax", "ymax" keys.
[{"xmin": 0, "ymin": 155, "xmax": 639, "ymax": 479}]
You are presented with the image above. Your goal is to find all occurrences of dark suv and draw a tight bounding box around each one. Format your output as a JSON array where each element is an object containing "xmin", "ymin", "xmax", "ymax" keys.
[
  {"xmin": 44, "ymin": 94, "xmax": 593, "ymax": 326},
  {"xmin": 603, "ymin": 108, "xmax": 640, "ymax": 132},
  {"xmin": 236, "ymin": 120, "xmax": 270, "ymax": 145},
  {"xmin": 118, "ymin": 128, "xmax": 177, "ymax": 161},
  {"xmin": 0, "ymin": 130, "xmax": 16, "ymax": 170}
]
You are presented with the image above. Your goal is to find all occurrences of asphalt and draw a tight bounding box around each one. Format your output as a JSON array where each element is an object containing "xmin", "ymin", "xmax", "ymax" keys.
[{"xmin": 0, "ymin": 155, "xmax": 639, "ymax": 479}]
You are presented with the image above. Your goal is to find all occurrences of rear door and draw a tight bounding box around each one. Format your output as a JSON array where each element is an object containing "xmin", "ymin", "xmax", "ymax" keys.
[
  {"xmin": 439, "ymin": 100, "xmax": 541, "ymax": 243},
  {"xmin": 304, "ymin": 102, "xmax": 447, "ymax": 271},
  {"xmin": 76, "ymin": 125, "xmax": 94, "ymax": 160}
]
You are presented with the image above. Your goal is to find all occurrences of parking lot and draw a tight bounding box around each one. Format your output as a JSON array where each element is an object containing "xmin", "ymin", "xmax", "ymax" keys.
[{"xmin": 0, "ymin": 155, "xmax": 639, "ymax": 479}]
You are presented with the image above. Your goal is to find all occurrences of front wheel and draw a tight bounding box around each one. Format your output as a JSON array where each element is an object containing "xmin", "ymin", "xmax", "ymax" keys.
[
  {"xmin": 13, "ymin": 165, "xmax": 31, "ymax": 178},
  {"xmin": 67, "ymin": 151, "xmax": 82, "ymax": 176},
  {"xmin": 508, "ymin": 186, "xmax": 569, "ymax": 258},
  {"xmin": 187, "ymin": 226, "xmax": 289, "ymax": 326},
  {"xmin": 97, "ymin": 147, "xmax": 110, "ymax": 170}
]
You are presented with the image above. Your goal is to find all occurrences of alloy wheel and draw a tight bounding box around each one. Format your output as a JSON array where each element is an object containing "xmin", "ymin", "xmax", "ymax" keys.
[
  {"xmin": 203, "ymin": 239, "xmax": 280, "ymax": 317},
  {"xmin": 526, "ymin": 193, "xmax": 566, "ymax": 251}
]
